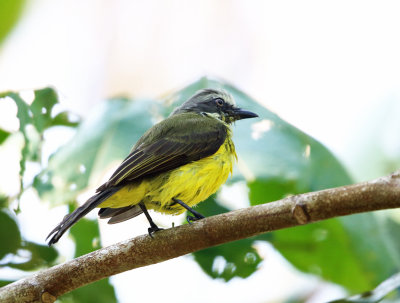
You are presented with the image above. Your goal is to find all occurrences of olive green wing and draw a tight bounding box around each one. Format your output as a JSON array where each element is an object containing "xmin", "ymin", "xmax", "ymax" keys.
[{"xmin": 97, "ymin": 114, "xmax": 227, "ymax": 191}]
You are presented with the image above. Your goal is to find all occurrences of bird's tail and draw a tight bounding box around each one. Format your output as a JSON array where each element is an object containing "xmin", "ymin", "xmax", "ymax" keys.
[{"xmin": 46, "ymin": 187, "xmax": 119, "ymax": 246}]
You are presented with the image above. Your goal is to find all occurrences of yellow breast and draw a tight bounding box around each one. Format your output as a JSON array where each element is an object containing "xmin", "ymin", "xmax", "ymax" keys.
[{"xmin": 98, "ymin": 136, "xmax": 236, "ymax": 215}]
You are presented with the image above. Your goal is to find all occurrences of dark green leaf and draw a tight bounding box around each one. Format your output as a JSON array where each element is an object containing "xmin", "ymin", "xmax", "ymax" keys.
[
  {"xmin": 0, "ymin": 129, "xmax": 10, "ymax": 145},
  {"xmin": 0, "ymin": 280, "xmax": 14, "ymax": 288},
  {"xmin": 0, "ymin": 210, "xmax": 21, "ymax": 259}
]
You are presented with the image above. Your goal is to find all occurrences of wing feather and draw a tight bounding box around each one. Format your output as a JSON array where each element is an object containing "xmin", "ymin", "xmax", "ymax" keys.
[{"xmin": 97, "ymin": 113, "xmax": 227, "ymax": 191}]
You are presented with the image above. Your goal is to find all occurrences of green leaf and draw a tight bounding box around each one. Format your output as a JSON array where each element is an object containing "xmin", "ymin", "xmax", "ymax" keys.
[
  {"xmin": 62, "ymin": 278, "xmax": 117, "ymax": 303},
  {"xmin": 0, "ymin": 280, "xmax": 14, "ymax": 288},
  {"xmin": 30, "ymin": 88, "xmax": 59, "ymax": 132},
  {"xmin": 50, "ymin": 111, "xmax": 80, "ymax": 128},
  {"xmin": 0, "ymin": 194, "xmax": 8, "ymax": 208},
  {"xmin": 0, "ymin": 129, "xmax": 10, "ymax": 145},
  {"xmin": 271, "ymin": 219, "xmax": 371, "ymax": 291},
  {"xmin": 0, "ymin": 210, "xmax": 21, "ymax": 259},
  {"xmin": 5, "ymin": 92, "xmax": 32, "ymax": 135},
  {"xmin": 338, "ymin": 215, "xmax": 400, "ymax": 289},
  {"xmin": 194, "ymin": 240, "xmax": 262, "ymax": 281},
  {"xmin": 0, "ymin": 0, "xmax": 26, "ymax": 45}
]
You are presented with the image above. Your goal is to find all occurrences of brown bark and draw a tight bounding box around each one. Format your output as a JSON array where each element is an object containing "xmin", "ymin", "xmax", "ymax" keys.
[{"xmin": 1, "ymin": 171, "xmax": 400, "ymax": 303}]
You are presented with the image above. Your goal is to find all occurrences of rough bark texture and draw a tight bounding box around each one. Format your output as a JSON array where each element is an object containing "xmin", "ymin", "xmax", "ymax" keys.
[{"xmin": 1, "ymin": 171, "xmax": 400, "ymax": 302}]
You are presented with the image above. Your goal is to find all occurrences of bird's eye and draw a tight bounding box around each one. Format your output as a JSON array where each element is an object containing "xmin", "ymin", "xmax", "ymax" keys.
[{"xmin": 214, "ymin": 98, "xmax": 225, "ymax": 107}]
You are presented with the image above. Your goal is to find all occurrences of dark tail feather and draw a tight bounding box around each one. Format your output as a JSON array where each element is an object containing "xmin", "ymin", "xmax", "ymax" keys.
[
  {"xmin": 98, "ymin": 205, "xmax": 143, "ymax": 224},
  {"xmin": 46, "ymin": 188, "xmax": 119, "ymax": 246}
]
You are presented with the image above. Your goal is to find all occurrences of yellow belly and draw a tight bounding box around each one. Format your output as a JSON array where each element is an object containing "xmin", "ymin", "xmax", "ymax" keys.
[{"xmin": 98, "ymin": 138, "xmax": 236, "ymax": 215}]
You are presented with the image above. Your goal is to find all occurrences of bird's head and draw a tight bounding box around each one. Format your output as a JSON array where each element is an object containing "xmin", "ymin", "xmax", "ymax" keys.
[{"xmin": 171, "ymin": 89, "xmax": 258, "ymax": 123}]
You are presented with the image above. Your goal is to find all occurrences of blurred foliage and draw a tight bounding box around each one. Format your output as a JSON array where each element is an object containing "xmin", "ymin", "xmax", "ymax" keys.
[
  {"xmin": 0, "ymin": 88, "xmax": 116, "ymax": 302},
  {"xmin": 0, "ymin": 0, "xmax": 26, "ymax": 45},
  {"xmin": 1, "ymin": 78, "xmax": 400, "ymax": 301},
  {"xmin": 0, "ymin": 88, "xmax": 75, "ymax": 276},
  {"xmin": 0, "ymin": 88, "xmax": 80, "ymax": 209},
  {"xmin": 34, "ymin": 97, "xmax": 154, "ymax": 205}
]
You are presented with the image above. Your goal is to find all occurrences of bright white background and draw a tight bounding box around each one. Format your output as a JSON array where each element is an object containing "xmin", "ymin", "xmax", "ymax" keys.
[{"xmin": 0, "ymin": 1, "xmax": 399, "ymax": 302}]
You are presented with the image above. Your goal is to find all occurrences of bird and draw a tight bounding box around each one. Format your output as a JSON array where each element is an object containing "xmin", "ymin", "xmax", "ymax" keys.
[{"xmin": 47, "ymin": 88, "xmax": 258, "ymax": 245}]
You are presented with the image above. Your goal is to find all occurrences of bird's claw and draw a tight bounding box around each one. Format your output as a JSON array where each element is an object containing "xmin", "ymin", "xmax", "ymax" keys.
[
  {"xmin": 186, "ymin": 213, "xmax": 205, "ymax": 224},
  {"xmin": 148, "ymin": 226, "xmax": 163, "ymax": 238}
]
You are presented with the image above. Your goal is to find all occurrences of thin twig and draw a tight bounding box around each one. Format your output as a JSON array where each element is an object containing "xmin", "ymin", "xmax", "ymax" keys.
[{"xmin": 1, "ymin": 171, "xmax": 400, "ymax": 303}]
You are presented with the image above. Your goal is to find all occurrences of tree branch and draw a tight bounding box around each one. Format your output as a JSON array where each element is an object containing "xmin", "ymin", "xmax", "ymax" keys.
[{"xmin": 2, "ymin": 171, "xmax": 400, "ymax": 303}]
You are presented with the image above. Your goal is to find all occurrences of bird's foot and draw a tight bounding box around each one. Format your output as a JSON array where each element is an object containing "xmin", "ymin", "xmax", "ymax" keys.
[
  {"xmin": 172, "ymin": 198, "xmax": 206, "ymax": 224},
  {"xmin": 186, "ymin": 212, "xmax": 205, "ymax": 225},
  {"xmin": 148, "ymin": 224, "xmax": 163, "ymax": 238}
]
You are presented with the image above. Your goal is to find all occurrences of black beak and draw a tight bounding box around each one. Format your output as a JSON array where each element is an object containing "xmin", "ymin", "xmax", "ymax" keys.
[{"xmin": 233, "ymin": 108, "xmax": 259, "ymax": 120}]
